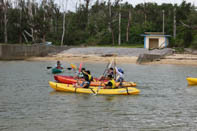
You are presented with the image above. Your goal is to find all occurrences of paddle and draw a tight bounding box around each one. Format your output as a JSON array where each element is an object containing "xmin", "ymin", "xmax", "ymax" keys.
[
  {"xmin": 46, "ymin": 66, "xmax": 72, "ymax": 70},
  {"xmin": 67, "ymin": 67, "xmax": 72, "ymax": 70},
  {"xmin": 94, "ymin": 62, "xmax": 111, "ymax": 95},
  {"xmin": 94, "ymin": 81, "xmax": 105, "ymax": 95},
  {"xmin": 114, "ymin": 57, "xmax": 117, "ymax": 80},
  {"xmin": 70, "ymin": 63, "xmax": 77, "ymax": 70},
  {"xmin": 47, "ymin": 66, "xmax": 52, "ymax": 69},
  {"xmin": 78, "ymin": 62, "xmax": 83, "ymax": 72},
  {"xmin": 71, "ymin": 63, "xmax": 82, "ymax": 85},
  {"xmin": 102, "ymin": 61, "xmax": 111, "ymax": 77}
]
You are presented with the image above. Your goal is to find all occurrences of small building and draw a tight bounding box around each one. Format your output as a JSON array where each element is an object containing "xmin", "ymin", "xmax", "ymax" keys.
[{"xmin": 141, "ymin": 32, "xmax": 171, "ymax": 49}]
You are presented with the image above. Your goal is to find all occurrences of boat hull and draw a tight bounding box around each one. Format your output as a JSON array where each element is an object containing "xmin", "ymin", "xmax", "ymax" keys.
[
  {"xmin": 186, "ymin": 77, "xmax": 197, "ymax": 85},
  {"xmin": 52, "ymin": 68, "xmax": 63, "ymax": 74},
  {"xmin": 54, "ymin": 75, "xmax": 137, "ymax": 87},
  {"xmin": 49, "ymin": 81, "xmax": 140, "ymax": 95}
]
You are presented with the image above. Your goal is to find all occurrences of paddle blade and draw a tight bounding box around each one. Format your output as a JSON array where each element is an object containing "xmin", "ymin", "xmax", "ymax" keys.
[
  {"xmin": 79, "ymin": 62, "xmax": 83, "ymax": 72},
  {"xmin": 47, "ymin": 66, "xmax": 52, "ymax": 69},
  {"xmin": 108, "ymin": 59, "xmax": 113, "ymax": 68},
  {"xmin": 70, "ymin": 64, "xmax": 77, "ymax": 70},
  {"xmin": 67, "ymin": 67, "xmax": 72, "ymax": 70}
]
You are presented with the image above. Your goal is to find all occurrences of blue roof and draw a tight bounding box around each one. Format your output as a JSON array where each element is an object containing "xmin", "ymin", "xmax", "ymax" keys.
[{"xmin": 141, "ymin": 34, "xmax": 171, "ymax": 37}]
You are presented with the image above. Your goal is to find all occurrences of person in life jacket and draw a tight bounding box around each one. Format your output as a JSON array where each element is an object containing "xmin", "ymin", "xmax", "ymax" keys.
[
  {"xmin": 115, "ymin": 67, "xmax": 124, "ymax": 87},
  {"xmin": 104, "ymin": 74, "xmax": 116, "ymax": 89},
  {"xmin": 99, "ymin": 67, "xmax": 114, "ymax": 81},
  {"xmin": 75, "ymin": 70, "xmax": 93, "ymax": 88},
  {"xmin": 83, "ymin": 70, "xmax": 93, "ymax": 82},
  {"xmin": 55, "ymin": 61, "xmax": 63, "ymax": 69}
]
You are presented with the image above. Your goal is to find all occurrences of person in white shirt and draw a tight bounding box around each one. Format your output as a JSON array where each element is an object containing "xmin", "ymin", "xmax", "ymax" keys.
[{"xmin": 115, "ymin": 67, "xmax": 124, "ymax": 87}]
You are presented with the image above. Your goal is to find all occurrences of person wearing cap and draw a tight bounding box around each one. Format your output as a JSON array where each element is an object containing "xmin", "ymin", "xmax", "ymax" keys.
[
  {"xmin": 115, "ymin": 67, "xmax": 124, "ymax": 82},
  {"xmin": 115, "ymin": 67, "xmax": 124, "ymax": 87},
  {"xmin": 104, "ymin": 75, "xmax": 116, "ymax": 89}
]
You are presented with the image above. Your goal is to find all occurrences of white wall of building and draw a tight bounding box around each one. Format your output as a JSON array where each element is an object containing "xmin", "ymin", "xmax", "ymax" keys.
[{"xmin": 145, "ymin": 36, "xmax": 167, "ymax": 49}]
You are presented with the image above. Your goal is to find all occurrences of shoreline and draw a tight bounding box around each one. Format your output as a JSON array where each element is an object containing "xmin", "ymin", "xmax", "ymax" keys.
[
  {"xmin": 27, "ymin": 53, "xmax": 197, "ymax": 66},
  {"xmin": 27, "ymin": 54, "xmax": 137, "ymax": 63}
]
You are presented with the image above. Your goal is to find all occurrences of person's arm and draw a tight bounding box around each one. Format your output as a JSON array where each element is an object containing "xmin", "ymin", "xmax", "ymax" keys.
[
  {"xmin": 98, "ymin": 75, "xmax": 104, "ymax": 81},
  {"xmin": 82, "ymin": 70, "xmax": 88, "ymax": 75},
  {"xmin": 78, "ymin": 72, "xmax": 84, "ymax": 78},
  {"xmin": 74, "ymin": 70, "xmax": 80, "ymax": 78},
  {"xmin": 115, "ymin": 67, "xmax": 122, "ymax": 76}
]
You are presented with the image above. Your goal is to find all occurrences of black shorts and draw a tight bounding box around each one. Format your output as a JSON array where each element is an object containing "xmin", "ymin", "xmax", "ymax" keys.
[{"xmin": 81, "ymin": 81, "xmax": 90, "ymax": 88}]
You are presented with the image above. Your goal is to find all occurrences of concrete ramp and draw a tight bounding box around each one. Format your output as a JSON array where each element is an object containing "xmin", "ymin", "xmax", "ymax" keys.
[{"xmin": 137, "ymin": 48, "xmax": 174, "ymax": 64}]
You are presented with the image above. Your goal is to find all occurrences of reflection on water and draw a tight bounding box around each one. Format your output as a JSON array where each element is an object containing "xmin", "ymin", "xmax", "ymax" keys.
[{"xmin": 0, "ymin": 61, "xmax": 197, "ymax": 130}]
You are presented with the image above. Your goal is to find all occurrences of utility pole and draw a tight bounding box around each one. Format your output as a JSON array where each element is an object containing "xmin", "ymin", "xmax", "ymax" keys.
[
  {"xmin": 173, "ymin": 8, "xmax": 176, "ymax": 39},
  {"xmin": 162, "ymin": 10, "xmax": 165, "ymax": 34}
]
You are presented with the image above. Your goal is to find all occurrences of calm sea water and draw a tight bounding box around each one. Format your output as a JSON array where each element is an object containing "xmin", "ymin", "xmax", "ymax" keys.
[{"xmin": 0, "ymin": 61, "xmax": 197, "ymax": 131}]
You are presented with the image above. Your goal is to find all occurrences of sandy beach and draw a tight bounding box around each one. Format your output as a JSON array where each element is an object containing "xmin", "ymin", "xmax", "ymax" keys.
[{"xmin": 27, "ymin": 47, "xmax": 197, "ymax": 66}]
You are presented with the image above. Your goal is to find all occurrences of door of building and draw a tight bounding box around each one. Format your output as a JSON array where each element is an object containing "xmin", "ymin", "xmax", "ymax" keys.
[{"xmin": 149, "ymin": 38, "xmax": 159, "ymax": 49}]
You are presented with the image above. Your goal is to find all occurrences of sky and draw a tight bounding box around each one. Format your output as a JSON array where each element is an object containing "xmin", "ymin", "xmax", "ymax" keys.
[{"xmin": 53, "ymin": 0, "xmax": 197, "ymax": 12}]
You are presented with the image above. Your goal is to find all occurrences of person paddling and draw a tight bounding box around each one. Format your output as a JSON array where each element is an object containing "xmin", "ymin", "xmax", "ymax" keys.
[
  {"xmin": 104, "ymin": 75, "xmax": 116, "ymax": 89},
  {"xmin": 55, "ymin": 61, "xmax": 63, "ymax": 69},
  {"xmin": 74, "ymin": 67, "xmax": 86, "ymax": 79},
  {"xmin": 115, "ymin": 67, "xmax": 124, "ymax": 87},
  {"xmin": 75, "ymin": 70, "xmax": 93, "ymax": 88},
  {"xmin": 79, "ymin": 68, "xmax": 86, "ymax": 78},
  {"xmin": 99, "ymin": 67, "xmax": 114, "ymax": 81}
]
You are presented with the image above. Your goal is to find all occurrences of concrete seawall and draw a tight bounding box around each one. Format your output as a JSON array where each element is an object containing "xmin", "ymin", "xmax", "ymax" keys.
[{"xmin": 0, "ymin": 44, "xmax": 70, "ymax": 60}]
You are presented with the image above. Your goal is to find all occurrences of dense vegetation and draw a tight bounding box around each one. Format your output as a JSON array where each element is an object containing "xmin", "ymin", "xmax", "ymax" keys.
[{"xmin": 0, "ymin": 0, "xmax": 197, "ymax": 48}]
